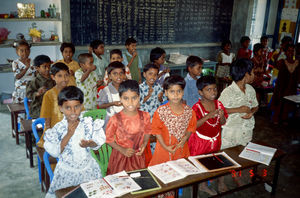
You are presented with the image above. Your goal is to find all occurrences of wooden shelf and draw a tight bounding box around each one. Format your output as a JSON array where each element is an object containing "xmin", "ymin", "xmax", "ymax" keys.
[
  {"xmin": 0, "ymin": 40, "xmax": 61, "ymax": 48},
  {"xmin": 0, "ymin": 17, "xmax": 61, "ymax": 22}
]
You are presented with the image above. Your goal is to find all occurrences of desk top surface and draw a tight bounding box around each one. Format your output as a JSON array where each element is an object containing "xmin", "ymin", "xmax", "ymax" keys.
[
  {"xmin": 7, "ymin": 103, "xmax": 25, "ymax": 113},
  {"xmin": 56, "ymin": 144, "xmax": 285, "ymax": 198}
]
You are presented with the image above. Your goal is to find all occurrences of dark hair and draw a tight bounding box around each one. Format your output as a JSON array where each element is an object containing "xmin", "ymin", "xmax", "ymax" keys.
[
  {"xmin": 150, "ymin": 47, "xmax": 166, "ymax": 62},
  {"xmin": 281, "ymin": 36, "xmax": 293, "ymax": 44},
  {"xmin": 260, "ymin": 36, "xmax": 268, "ymax": 42},
  {"xmin": 58, "ymin": 86, "xmax": 84, "ymax": 106},
  {"xmin": 196, "ymin": 75, "xmax": 216, "ymax": 90},
  {"xmin": 13, "ymin": 40, "xmax": 31, "ymax": 49},
  {"xmin": 221, "ymin": 40, "xmax": 232, "ymax": 50},
  {"xmin": 186, "ymin": 55, "xmax": 203, "ymax": 70},
  {"xmin": 60, "ymin": 42, "xmax": 75, "ymax": 54},
  {"xmin": 33, "ymin": 55, "xmax": 51, "ymax": 67},
  {"xmin": 240, "ymin": 36, "xmax": 251, "ymax": 44},
  {"xmin": 125, "ymin": 37, "xmax": 137, "ymax": 46},
  {"xmin": 78, "ymin": 53, "xmax": 93, "ymax": 64},
  {"xmin": 119, "ymin": 80, "xmax": 140, "ymax": 97},
  {"xmin": 143, "ymin": 63, "xmax": 159, "ymax": 73},
  {"xmin": 90, "ymin": 40, "xmax": 104, "ymax": 50},
  {"xmin": 284, "ymin": 43, "xmax": 295, "ymax": 52},
  {"xmin": 110, "ymin": 49, "xmax": 123, "ymax": 58},
  {"xmin": 253, "ymin": 43, "xmax": 264, "ymax": 54},
  {"xmin": 50, "ymin": 62, "xmax": 69, "ymax": 76},
  {"xmin": 163, "ymin": 75, "xmax": 186, "ymax": 91},
  {"xmin": 107, "ymin": 61, "xmax": 125, "ymax": 75},
  {"xmin": 230, "ymin": 58, "xmax": 253, "ymax": 82}
]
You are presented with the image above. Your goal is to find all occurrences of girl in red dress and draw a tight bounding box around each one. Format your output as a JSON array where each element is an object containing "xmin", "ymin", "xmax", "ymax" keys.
[
  {"xmin": 106, "ymin": 80, "xmax": 151, "ymax": 175},
  {"xmin": 188, "ymin": 76, "xmax": 228, "ymax": 195}
]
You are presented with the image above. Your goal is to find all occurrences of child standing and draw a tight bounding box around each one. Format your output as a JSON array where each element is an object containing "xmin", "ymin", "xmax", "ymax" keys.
[
  {"xmin": 237, "ymin": 36, "xmax": 252, "ymax": 59},
  {"xmin": 38, "ymin": 63, "xmax": 70, "ymax": 147},
  {"xmin": 89, "ymin": 40, "xmax": 109, "ymax": 80},
  {"xmin": 183, "ymin": 56, "xmax": 203, "ymax": 107},
  {"xmin": 271, "ymin": 36, "xmax": 293, "ymax": 64},
  {"xmin": 139, "ymin": 63, "xmax": 164, "ymax": 118},
  {"xmin": 149, "ymin": 75, "xmax": 197, "ymax": 166},
  {"xmin": 103, "ymin": 49, "xmax": 132, "ymax": 85},
  {"xmin": 98, "ymin": 61, "xmax": 126, "ymax": 126},
  {"xmin": 122, "ymin": 38, "xmax": 143, "ymax": 83},
  {"xmin": 106, "ymin": 80, "xmax": 151, "ymax": 174},
  {"xmin": 150, "ymin": 47, "xmax": 170, "ymax": 86},
  {"xmin": 26, "ymin": 55, "xmax": 55, "ymax": 118},
  {"xmin": 75, "ymin": 53, "xmax": 101, "ymax": 110},
  {"xmin": 218, "ymin": 59, "xmax": 258, "ymax": 149},
  {"xmin": 271, "ymin": 44, "xmax": 300, "ymax": 124},
  {"xmin": 57, "ymin": 42, "xmax": 80, "ymax": 86},
  {"xmin": 260, "ymin": 36, "xmax": 273, "ymax": 64},
  {"xmin": 188, "ymin": 76, "xmax": 228, "ymax": 195},
  {"xmin": 44, "ymin": 86, "xmax": 106, "ymax": 198},
  {"xmin": 216, "ymin": 40, "xmax": 235, "ymax": 93},
  {"xmin": 12, "ymin": 40, "xmax": 35, "ymax": 103}
]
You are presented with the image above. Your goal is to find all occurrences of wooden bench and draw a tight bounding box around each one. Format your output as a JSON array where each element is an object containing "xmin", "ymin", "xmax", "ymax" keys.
[{"xmin": 7, "ymin": 103, "xmax": 25, "ymax": 145}]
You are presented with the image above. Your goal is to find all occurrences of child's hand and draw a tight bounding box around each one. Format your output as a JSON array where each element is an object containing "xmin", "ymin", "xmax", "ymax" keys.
[
  {"xmin": 136, "ymin": 144, "xmax": 146, "ymax": 156},
  {"xmin": 158, "ymin": 91, "xmax": 163, "ymax": 102},
  {"xmin": 96, "ymin": 80, "xmax": 103, "ymax": 87},
  {"xmin": 37, "ymin": 86, "xmax": 47, "ymax": 96},
  {"xmin": 164, "ymin": 68, "xmax": 170, "ymax": 73},
  {"xmin": 166, "ymin": 145, "xmax": 176, "ymax": 154},
  {"xmin": 238, "ymin": 106, "xmax": 251, "ymax": 114},
  {"xmin": 79, "ymin": 139, "xmax": 97, "ymax": 148},
  {"xmin": 241, "ymin": 112, "xmax": 254, "ymax": 119},
  {"xmin": 112, "ymin": 101, "xmax": 122, "ymax": 106},
  {"xmin": 132, "ymin": 51, "xmax": 138, "ymax": 58},
  {"xmin": 25, "ymin": 58, "xmax": 31, "ymax": 68},
  {"xmin": 121, "ymin": 147, "xmax": 135, "ymax": 157},
  {"xmin": 148, "ymin": 87, "xmax": 154, "ymax": 96},
  {"xmin": 217, "ymin": 109, "xmax": 224, "ymax": 117},
  {"xmin": 67, "ymin": 120, "xmax": 79, "ymax": 135},
  {"xmin": 206, "ymin": 110, "xmax": 219, "ymax": 119}
]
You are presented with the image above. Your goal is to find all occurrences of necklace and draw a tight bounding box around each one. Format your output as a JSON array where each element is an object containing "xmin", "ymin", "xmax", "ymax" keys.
[{"xmin": 197, "ymin": 102, "xmax": 220, "ymax": 127}]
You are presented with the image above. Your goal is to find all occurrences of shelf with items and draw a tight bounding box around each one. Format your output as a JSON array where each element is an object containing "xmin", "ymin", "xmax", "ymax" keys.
[
  {"xmin": 0, "ymin": 17, "xmax": 61, "ymax": 22},
  {"xmin": 0, "ymin": 39, "xmax": 61, "ymax": 48}
]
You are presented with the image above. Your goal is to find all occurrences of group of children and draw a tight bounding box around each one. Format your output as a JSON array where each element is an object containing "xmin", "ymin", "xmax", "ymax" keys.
[{"xmin": 10, "ymin": 35, "xmax": 300, "ymax": 197}]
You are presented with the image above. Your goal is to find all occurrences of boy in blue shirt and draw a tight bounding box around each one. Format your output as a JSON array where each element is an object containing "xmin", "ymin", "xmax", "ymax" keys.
[
  {"xmin": 122, "ymin": 38, "xmax": 143, "ymax": 84},
  {"xmin": 183, "ymin": 56, "xmax": 203, "ymax": 107}
]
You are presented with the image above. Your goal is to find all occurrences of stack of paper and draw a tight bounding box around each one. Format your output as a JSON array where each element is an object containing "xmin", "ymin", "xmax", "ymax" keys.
[{"xmin": 239, "ymin": 142, "xmax": 277, "ymax": 166}]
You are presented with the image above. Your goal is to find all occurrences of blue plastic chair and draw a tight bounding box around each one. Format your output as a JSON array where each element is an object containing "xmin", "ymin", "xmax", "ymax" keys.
[
  {"xmin": 43, "ymin": 151, "xmax": 58, "ymax": 183},
  {"xmin": 31, "ymin": 118, "xmax": 45, "ymax": 187},
  {"xmin": 23, "ymin": 97, "xmax": 32, "ymax": 120}
]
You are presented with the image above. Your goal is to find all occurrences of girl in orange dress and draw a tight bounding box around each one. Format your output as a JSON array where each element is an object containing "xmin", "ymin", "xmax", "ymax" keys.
[
  {"xmin": 106, "ymin": 80, "xmax": 151, "ymax": 175},
  {"xmin": 149, "ymin": 75, "xmax": 197, "ymax": 166}
]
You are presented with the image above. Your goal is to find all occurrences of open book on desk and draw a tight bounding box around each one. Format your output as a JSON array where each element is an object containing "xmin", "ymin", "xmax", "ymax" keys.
[
  {"xmin": 148, "ymin": 158, "xmax": 203, "ymax": 184},
  {"xmin": 239, "ymin": 142, "xmax": 277, "ymax": 166},
  {"xmin": 80, "ymin": 171, "xmax": 141, "ymax": 198}
]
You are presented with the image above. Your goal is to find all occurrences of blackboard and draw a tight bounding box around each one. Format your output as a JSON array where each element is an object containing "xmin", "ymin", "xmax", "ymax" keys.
[{"xmin": 70, "ymin": 0, "xmax": 234, "ymax": 46}]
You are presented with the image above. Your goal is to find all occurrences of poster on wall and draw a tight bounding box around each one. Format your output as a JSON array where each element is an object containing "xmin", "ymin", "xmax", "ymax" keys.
[
  {"xmin": 281, "ymin": 8, "xmax": 299, "ymax": 22},
  {"xmin": 279, "ymin": 20, "xmax": 292, "ymax": 41}
]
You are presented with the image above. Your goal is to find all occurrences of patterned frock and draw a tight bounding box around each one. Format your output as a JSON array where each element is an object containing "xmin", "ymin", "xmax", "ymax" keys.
[
  {"xmin": 44, "ymin": 116, "xmax": 106, "ymax": 198},
  {"xmin": 12, "ymin": 59, "xmax": 35, "ymax": 103}
]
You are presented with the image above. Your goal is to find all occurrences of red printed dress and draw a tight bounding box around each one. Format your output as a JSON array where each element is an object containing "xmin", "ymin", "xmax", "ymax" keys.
[
  {"xmin": 106, "ymin": 110, "xmax": 151, "ymax": 175},
  {"xmin": 149, "ymin": 103, "xmax": 197, "ymax": 166},
  {"xmin": 188, "ymin": 100, "xmax": 228, "ymax": 156}
]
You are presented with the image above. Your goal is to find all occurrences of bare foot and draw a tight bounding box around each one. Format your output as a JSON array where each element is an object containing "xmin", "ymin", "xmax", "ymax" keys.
[{"xmin": 198, "ymin": 183, "xmax": 217, "ymax": 196}]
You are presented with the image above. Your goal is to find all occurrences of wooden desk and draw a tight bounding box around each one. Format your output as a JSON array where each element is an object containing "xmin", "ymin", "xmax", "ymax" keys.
[
  {"xmin": 7, "ymin": 103, "xmax": 25, "ymax": 145},
  {"xmin": 56, "ymin": 145, "xmax": 285, "ymax": 198},
  {"xmin": 20, "ymin": 119, "xmax": 34, "ymax": 168}
]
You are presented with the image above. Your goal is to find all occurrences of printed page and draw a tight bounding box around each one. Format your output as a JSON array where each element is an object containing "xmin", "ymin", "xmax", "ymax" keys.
[
  {"xmin": 167, "ymin": 158, "xmax": 204, "ymax": 177},
  {"xmin": 80, "ymin": 179, "xmax": 118, "ymax": 198},
  {"xmin": 239, "ymin": 143, "xmax": 277, "ymax": 166},
  {"xmin": 104, "ymin": 171, "xmax": 141, "ymax": 196},
  {"xmin": 148, "ymin": 163, "xmax": 185, "ymax": 184}
]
